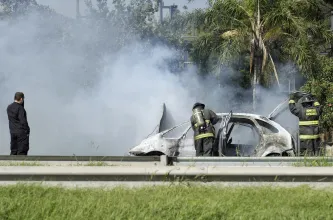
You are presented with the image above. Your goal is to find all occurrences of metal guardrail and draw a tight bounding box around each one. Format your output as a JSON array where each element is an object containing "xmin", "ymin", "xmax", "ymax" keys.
[
  {"xmin": 0, "ymin": 155, "xmax": 332, "ymax": 167},
  {"xmin": 0, "ymin": 156, "xmax": 332, "ymax": 183},
  {"xmin": 167, "ymin": 156, "xmax": 333, "ymax": 166},
  {"xmin": 0, "ymin": 155, "xmax": 161, "ymax": 162},
  {"xmin": 0, "ymin": 166, "xmax": 333, "ymax": 182}
]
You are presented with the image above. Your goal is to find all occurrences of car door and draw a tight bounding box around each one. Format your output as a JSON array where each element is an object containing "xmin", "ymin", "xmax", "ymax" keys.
[
  {"xmin": 222, "ymin": 118, "xmax": 261, "ymax": 157},
  {"xmin": 216, "ymin": 111, "xmax": 233, "ymax": 156}
]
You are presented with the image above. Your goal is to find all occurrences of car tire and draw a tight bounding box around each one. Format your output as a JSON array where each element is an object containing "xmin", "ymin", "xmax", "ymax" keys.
[{"xmin": 266, "ymin": 153, "xmax": 281, "ymax": 157}]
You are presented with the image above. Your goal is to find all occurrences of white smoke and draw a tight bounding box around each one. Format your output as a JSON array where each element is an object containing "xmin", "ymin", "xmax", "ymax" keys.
[
  {"xmin": 0, "ymin": 4, "xmax": 299, "ymax": 156},
  {"xmin": 0, "ymin": 9, "xmax": 215, "ymax": 156}
]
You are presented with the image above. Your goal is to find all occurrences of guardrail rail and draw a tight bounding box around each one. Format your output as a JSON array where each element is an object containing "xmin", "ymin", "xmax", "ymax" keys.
[{"xmin": 0, "ymin": 155, "xmax": 332, "ymax": 166}]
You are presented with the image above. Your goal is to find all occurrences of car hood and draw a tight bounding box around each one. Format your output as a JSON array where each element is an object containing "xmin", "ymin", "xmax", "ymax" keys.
[
  {"xmin": 267, "ymin": 98, "xmax": 289, "ymax": 120},
  {"xmin": 129, "ymin": 133, "xmax": 179, "ymax": 155},
  {"xmin": 267, "ymin": 98, "xmax": 299, "ymax": 140}
]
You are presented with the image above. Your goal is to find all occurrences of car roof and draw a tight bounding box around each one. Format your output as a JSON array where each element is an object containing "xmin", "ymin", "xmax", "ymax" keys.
[
  {"xmin": 161, "ymin": 112, "xmax": 290, "ymax": 138},
  {"xmin": 216, "ymin": 112, "xmax": 270, "ymax": 121},
  {"xmin": 178, "ymin": 112, "xmax": 272, "ymax": 126}
]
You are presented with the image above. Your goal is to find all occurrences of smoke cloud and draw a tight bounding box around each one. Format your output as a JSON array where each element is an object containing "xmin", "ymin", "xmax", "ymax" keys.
[{"xmin": 0, "ymin": 4, "xmax": 298, "ymax": 156}]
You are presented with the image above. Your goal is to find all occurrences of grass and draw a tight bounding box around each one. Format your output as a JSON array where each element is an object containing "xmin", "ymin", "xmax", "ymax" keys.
[
  {"xmin": 0, "ymin": 184, "xmax": 333, "ymax": 219},
  {"xmin": 292, "ymin": 156, "xmax": 333, "ymax": 167}
]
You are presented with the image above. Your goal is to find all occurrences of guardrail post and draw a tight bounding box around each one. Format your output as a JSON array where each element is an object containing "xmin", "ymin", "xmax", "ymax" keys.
[
  {"xmin": 160, "ymin": 155, "xmax": 167, "ymax": 166},
  {"xmin": 160, "ymin": 155, "xmax": 173, "ymax": 166}
]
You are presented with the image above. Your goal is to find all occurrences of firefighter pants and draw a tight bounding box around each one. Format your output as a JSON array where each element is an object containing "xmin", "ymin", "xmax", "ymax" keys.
[
  {"xmin": 10, "ymin": 133, "xmax": 29, "ymax": 155},
  {"xmin": 299, "ymin": 138, "xmax": 322, "ymax": 156},
  {"xmin": 194, "ymin": 137, "xmax": 215, "ymax": 156}
]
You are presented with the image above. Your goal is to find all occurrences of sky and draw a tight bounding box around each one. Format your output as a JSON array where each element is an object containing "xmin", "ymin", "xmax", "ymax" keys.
[{"xmin": 35, "ymin": 0, "xmax": 209, "ymax": 18}]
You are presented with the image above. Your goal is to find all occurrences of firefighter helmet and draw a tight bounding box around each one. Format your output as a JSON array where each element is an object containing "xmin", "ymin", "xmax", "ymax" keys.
[
  {"xmin": 192, "ymin": 102, "xmax": 205, "ymax": 110},
  {"xmin": 300, "ymin": 95, "xmax": 314, "ymax": 103}
]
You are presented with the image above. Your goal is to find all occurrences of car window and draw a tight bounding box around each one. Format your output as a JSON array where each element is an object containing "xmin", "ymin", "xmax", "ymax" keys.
[
  {"xmin": 255, "ymin": 119, "xmax": 279, "ymax": 134},
  {"xmin": 228, "ymin": 120, "xmax": 259, "ymax": 146},
  {"xmin": 162, "ymin": 122, "xmax": 190, "ymax": 138}
]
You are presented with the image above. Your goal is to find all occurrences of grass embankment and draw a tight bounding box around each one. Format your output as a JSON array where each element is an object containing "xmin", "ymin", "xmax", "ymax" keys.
[
  {"xmin": 1, "ymin": 184, "xmax": 333, "ymax": 219},
  {"xmin": 292, "ymin": 156, "xmax": 333, "ymax": 167}
]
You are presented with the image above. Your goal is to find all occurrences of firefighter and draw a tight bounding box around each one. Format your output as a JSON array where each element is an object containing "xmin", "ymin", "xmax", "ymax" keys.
[
  {"xmin": 6, "ymin": 92, "xmax": 30, "ymax": 155},
  {"xmin": 190, "ymin": 102, "xmax": 220, "ymax": 156},
  {"xmin": 289, "ymin": 94, "xmax": 323, "ymax": 156}
]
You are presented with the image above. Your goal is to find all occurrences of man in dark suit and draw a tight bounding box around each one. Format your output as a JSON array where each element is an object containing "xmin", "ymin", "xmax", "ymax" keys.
[{"xmin": 7, "ymin": 92, "xmax": 30, "ymax": 155}]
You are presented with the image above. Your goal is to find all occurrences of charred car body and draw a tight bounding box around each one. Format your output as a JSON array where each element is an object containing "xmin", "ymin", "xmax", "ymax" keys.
[{"xmin": 129, "ymin": 102, "xmax": 300, "ymax": 157}]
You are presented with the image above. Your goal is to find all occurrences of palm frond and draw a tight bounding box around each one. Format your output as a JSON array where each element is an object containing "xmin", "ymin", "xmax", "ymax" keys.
[
  {"xmin": 268, "ymin": 53, "xmax": 280, "ymax": 87},
  {"xmin": 220, "ymin": 29, "xmax": 239, "ymax": 38}
]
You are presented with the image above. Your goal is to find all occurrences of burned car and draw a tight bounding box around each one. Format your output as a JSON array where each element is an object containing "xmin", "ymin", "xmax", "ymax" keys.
[{"xmin": 129, "ymin": 103, "xmax": 298, "ymax": 157}]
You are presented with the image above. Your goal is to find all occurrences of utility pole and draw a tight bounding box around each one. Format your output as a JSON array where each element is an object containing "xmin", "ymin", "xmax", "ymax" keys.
[
  {"xmin": 159, "ymin": 0, "xmax": 163, "ymax": 23},
  {"xmin": 76, "ymin": 0, "xmax": 80, "ymax": 19}
]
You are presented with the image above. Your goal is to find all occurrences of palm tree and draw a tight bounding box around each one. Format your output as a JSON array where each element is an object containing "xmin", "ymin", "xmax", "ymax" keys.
[{"xmin": 189, "ymin": 0, "xmax": 332, "ymax": 111}]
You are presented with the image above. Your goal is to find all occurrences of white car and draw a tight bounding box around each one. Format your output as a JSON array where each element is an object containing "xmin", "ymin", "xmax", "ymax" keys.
[{"xmin": 129, "ymin": 101, "xmax": 298, "ymax": 157}]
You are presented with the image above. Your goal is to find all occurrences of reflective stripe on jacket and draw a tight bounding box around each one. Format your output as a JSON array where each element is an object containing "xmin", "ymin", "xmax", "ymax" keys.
[{"xmin": 289, "ymin": 99, "xmax": 322, "ymax": 140}]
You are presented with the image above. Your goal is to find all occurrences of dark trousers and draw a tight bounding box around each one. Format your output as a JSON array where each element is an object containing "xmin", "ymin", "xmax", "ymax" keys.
[
  {"xmin": 10, "ymin": 133, "xmax": 29, "ymax": 155},
  {"xmin": 194, "ymin": 137, "xmax": 214, "ymax": 156},
  {"xmin": 299, "ymin": 138, "xmax": 322, "ymax": 156}
]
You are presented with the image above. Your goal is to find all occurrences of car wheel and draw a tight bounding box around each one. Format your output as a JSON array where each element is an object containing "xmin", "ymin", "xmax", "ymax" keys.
[
  {"xmin": 266, "ymin": 153, "xmax": 281, "ymax": 157},
  {"xmin": 145, "ymin": 151, "xmax": 165, "ymax": 156}
]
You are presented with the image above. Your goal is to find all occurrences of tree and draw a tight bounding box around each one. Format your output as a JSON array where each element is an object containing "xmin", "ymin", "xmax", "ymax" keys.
[
  {"xmin": 301, "ymin": 55, "xmax": 333, "ymax": 141},
  {"xmin": 84, "ymin": 0, "xmax": 160, "ymax": 52},
  {"xmin": 83, "ymin": 0, "xmax": 196, "ymax": 72},
  {"xmin": 187, "ymin": 0, "xmax": 333, "ymax": 111},
  {"xmin": 0, "ymin": 0, "xmax": 37, "ymax": 16},
  {"xmin": 0, "ymin": 0, "xmax": 62, "ymax": 19}
]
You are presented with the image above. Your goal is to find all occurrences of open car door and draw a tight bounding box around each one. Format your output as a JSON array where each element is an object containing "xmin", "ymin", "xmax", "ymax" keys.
[
  {"xmin": 217, "ymin": 111, "xmax": 233, "ymax": 156},
  {"xmin": 146, "ymin": 103, "xmax": 177, "ymax": 138}
]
